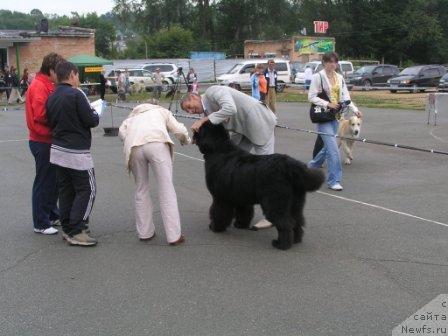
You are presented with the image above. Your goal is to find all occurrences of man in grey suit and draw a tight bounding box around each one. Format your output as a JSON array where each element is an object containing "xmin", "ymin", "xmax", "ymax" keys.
[
  {"xmin": 181, "ymin": 85, "xmax": 277, "ymax": 155},
  {"xmin": 181, "ymin": 85, "xmax": 277, "ymax": 229}
]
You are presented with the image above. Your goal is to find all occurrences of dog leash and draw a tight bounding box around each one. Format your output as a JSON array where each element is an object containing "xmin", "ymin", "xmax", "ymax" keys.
[
  {"xmin": 108, "ymin": 103, "xmax": 448, "ymax": 156},
  {"xmin": 276, "ymin": 123, "xmax": 448, "ymax": 156}
]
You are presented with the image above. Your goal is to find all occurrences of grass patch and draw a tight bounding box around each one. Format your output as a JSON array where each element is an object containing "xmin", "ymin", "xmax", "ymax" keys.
[{"xmin": 277, "ymin": 89, "xmax": 427, "ymax": 110}]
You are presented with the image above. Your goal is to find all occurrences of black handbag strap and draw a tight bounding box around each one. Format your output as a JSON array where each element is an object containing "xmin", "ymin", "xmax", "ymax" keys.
[{"xmin": 317, "ymin": 74, "xmax": 330, "ymax": 103}]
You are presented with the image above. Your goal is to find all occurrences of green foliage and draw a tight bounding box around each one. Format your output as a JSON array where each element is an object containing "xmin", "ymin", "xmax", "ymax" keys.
[
  {"xmin": 147, "ymin": 26, "xmax": 194, "ymax": 58},
  {"xmin": 3, "ymin": 1, "xmax": 448, "ymax": 63},
  {"xmin": 0, "ymin": 10, "xmax": 116, "ymax": 58}
]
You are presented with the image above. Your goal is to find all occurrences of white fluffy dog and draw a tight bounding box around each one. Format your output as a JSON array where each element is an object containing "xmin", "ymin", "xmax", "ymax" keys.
[{"xmin": 338, "ymin": 116, "xmax": 362, "ymax": 165}]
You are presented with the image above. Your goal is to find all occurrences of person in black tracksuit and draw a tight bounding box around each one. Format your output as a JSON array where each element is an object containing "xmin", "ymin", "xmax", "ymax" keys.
[
  {"xmin": 99, "ymin": 70, "xmax": 106, "ymax": 100},
  {"xmin": 46, "ymin": 61, "xmax": 100, "ymax": 246}
]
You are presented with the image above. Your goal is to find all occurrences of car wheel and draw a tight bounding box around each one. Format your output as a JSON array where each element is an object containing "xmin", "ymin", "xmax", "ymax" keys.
[
  {"xmin": 390, "ymin": 90, "xmax": 397, "ymax": 93},
  {"xmin": 362, "ymin": 80, "xmax": 372, "ymax": 91},
  {"xmin": 419, "ymin": 89, "xmax": 426, "ymax": 93},
  {"xmin": 162, "ymin": 81, "xmax": 171, "ymax": 92},
  {"xmin": 276, "ymin": 82, "xmax": 285, "ymax": 93},
  {"xmin": 229, "ymin": 83, "xmax": 241, "ymax": 91}
]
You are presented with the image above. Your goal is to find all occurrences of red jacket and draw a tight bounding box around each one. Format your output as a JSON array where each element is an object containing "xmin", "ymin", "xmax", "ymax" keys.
[{"xmin": 25, "ymin": 73, "xmax": 55, "ymax": 143}]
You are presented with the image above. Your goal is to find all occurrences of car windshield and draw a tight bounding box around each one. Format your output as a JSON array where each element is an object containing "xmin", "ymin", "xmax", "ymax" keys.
[
  {"xmin": 305, "ymin": 62, "xmax": 318, "ymax": 70},
  {"xmin": 145, "ymin": 65, "xmax": 174, "ymax": 72},
  {"xmin": 295, "ymin": 64, "xmax": 306, "ymax": 72},
  {"xmin": 354, "ymin": 66, "xmax": 376, "ymax": 75},
  {"xmin": 227, "ymin": 64, "xmax": 243, "ymax": 74},
  {"xmin": 400, "ymin": 67, "xmax": 422, "ymax": 76},
  {"xmin": 442, "ymin": 73, "xmax": 448, "ymax": 80}
]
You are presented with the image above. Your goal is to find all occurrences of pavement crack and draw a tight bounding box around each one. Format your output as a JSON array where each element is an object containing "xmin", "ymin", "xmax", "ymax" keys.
[
  {"xmin": 357, "ymin": 256, "xmax": 448, "ymax": 268},
  {"xmin": 0, "ymin": 247, "xmax": 44, "ymax": 275}
]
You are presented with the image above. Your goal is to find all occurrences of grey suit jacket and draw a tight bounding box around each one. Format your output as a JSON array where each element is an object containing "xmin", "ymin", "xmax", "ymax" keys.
[{"xmin": 202, "ymin": 86, "xmax": 277, "ymax": 146}]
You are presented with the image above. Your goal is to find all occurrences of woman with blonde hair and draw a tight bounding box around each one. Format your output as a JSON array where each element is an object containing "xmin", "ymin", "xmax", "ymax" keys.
[{"xmin": 119, "ymin": 103, "xmax": 191, "ymax": 245}]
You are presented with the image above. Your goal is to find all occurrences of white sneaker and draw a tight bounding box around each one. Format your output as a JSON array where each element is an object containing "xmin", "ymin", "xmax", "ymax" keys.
[
  {"xmin": 252, "ymin": 219, "xmax": 274, "ymax": 230},
  {"xmin": 34, "ymin": 227, "xmax": 58, "ymax": 235},
  {"xmin": 328, "ymin": 183, "xmax": 343, "ymax": 191}
]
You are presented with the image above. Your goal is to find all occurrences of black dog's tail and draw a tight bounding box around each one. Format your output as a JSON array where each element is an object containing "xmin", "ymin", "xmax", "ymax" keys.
[
  {"xmin": 303, "ymin": 167, "xmax": 325, "ymax": 191},
  {"xmin": 289, "ymin": 159, "xmax": 325, "ymax": 192}
]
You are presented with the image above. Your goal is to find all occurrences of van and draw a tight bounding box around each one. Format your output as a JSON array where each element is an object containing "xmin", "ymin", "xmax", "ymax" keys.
[{"xmin": 217, "ymin": 59, "xmax": 291, "ymax": 92}]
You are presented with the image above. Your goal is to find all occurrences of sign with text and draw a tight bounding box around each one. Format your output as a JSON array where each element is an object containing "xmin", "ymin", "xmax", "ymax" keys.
[
  {"xmin": 314, "ymin": 21, "xmax": 329, "ymax": 34},
  {"xmin": 84, "ymin": 67, "xmax": 103, "ymax": 73}
]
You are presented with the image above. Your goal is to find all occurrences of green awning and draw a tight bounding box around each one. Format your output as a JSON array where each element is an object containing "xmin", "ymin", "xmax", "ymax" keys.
[{"xmin": 68, "ymin": 54, "xmax": 113, "ymax": 66}]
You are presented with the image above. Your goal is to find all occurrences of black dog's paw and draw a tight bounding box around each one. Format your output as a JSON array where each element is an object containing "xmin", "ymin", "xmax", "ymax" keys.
[
  {"xmin": 271, "ymin": 239, "xmax": 291, "ymax": 250},
  {"xmin": 209, "ymin": 223, "xmax": 226, "ymax": 233}
]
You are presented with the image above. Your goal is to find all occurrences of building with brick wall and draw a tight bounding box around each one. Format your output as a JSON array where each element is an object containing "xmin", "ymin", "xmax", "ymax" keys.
[
  {"xmin": 244, "ymin": 35, "xmax": 336, "ymax": 63},
  {"xmin": 0, "ymin": 26, "xmax": 95, "ymax": 76}
]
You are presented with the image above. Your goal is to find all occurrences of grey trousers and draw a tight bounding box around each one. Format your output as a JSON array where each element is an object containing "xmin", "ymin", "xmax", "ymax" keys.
[{"xmin": 230, "ymin": 132, "xmax": 275, "ymax": 155}]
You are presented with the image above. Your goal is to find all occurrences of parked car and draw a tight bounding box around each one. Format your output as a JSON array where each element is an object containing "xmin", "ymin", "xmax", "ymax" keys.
[
  {"xmin": 346, "ymin": 64, "xmax": 399, "ymax": 90},
  {"xmin": 290, "ymin": 62, "xmax": 304, "ymax": 82},
  {"xmin": 387, "ymin": 65, "xmax": 446, "ymax": 93},
  {"xmin": 438, "ymin": 72, "xmax": 448, "ymax": 92},
  {"xmin": 106, "ymin": 68, "xmax": 169, "ymax": 93},
  {"xmin": 141, "ymin": 63, "xmax": 179, "ymax": 85},
  {"xmin": 217, "ymin": 59, "xmax": 291, "ymax": 92},
  {"xmin": 295, "ymin": 60, "xmax": 354, "ymax": 84}
]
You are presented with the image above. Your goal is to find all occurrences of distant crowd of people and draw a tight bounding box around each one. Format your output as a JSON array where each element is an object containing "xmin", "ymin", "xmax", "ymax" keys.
[
  {"xmin": 0, "ymin": 65, "xmax": 30, "ymax": 105},
  {"xmin": 250, "ymin": 59, "xmax": 278, "ymax": 113}
]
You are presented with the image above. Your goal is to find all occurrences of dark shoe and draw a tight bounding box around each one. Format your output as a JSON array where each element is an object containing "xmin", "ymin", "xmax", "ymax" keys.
[
  {"xmin": 139, "ymin": 232, "xmax": 156, "ymax": 242},
  {"xmin": 169, "ymin": 235, "xmax": 185, "ymax": 246}
]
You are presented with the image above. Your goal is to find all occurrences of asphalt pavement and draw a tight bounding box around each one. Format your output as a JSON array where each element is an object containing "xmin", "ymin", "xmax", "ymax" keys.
[{"xmin": 0, "ymin": 101, "xmax": 447, "ymax": 336}]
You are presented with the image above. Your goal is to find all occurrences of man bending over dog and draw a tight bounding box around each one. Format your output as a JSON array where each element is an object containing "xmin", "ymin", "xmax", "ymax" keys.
[{"xmin": 181, "ymin": 85, "xmax": 277, "ymax": 229}]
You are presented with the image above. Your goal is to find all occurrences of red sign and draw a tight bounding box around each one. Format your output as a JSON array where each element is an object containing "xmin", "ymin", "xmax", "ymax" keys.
[{"xmin": 314, "ymin": 21, "xmax": 329, "ymax": 34}]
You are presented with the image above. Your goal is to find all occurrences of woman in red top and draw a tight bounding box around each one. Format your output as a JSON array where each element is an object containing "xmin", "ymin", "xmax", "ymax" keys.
[{"xmin": 25, "ymin": 53, "xmax": 65, "ymax": 235}]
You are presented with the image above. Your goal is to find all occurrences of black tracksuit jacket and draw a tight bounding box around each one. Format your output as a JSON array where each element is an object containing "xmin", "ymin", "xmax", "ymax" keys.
[{"xmin": 46, "ymin": 83, "xmax": 99, "ymax": 150}]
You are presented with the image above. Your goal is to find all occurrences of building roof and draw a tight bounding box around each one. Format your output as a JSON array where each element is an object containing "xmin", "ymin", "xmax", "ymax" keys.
[
  {"xmin": 0, "ymin": 26, "xmax": 94, "ymax": 44},
  {"xmin": 68, "ymin": 54, "xmax": 113, "ymax": 66}
]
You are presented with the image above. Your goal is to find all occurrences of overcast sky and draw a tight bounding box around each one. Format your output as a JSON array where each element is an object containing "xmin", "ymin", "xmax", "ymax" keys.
[{"xmin": 1, "ymin": 0, "xmax": 115, "ymax": 16}]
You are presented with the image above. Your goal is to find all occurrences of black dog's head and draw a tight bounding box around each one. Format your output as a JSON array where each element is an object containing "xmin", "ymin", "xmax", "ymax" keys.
[{"xmin": 193, "ymin": 121, "xmax": 233, "ymax": 155}]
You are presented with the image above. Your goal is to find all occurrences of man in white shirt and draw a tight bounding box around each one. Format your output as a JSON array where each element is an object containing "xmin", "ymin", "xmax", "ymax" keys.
[{"xmin": 304, "ymin": 65, "xmax": 313, "ymax": 90}]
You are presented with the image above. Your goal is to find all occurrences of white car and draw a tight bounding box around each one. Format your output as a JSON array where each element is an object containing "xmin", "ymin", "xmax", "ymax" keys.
[
  {"xmin": 295, "ymin": 60, "xmax": 354, "ymax": 83},
  {"xmin": 141, "ymin": 63, "xmax": 179, "ymax": 85},
  {"xmin": 217, "ymin": 59, "xmax": 291, "ymax": 92},
  {"xmin": 106, "ymin": 68, "xmax": 170, "ymax": 92}
]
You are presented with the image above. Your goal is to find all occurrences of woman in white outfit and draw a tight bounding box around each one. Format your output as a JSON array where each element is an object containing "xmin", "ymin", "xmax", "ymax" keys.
[{"xmin": 119, "ymin": 104, "xmax": 191, "ymax": 245}]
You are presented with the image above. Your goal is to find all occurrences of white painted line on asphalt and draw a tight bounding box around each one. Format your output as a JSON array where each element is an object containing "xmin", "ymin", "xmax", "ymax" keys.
[
  {"xmin": 0, "ymin": 138, "xmax": 27, "ymax": 143},
  {"xmin": 429, "ymin": 128, "xmax": 448, "ymax": 144},
  {"xmin": 316, "ymin": 191, "xmax": 448, "ymax": 228},
  {"xmin": 175, "ymin": 152, "xmax": 204, "ymax": 161},
  {"xmin": 174, "ymin": 151, "xmax": 448, "ymax": 229}
]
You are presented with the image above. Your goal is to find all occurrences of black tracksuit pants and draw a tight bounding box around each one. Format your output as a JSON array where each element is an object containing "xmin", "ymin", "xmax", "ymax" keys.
[{"xmin": 56, "ymin": 166, "xmax": 96, "ymax": 236}]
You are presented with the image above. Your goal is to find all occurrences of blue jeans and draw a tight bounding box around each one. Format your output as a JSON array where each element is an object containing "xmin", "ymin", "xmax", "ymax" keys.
[
  {"xmin": 29, "ymin": 141, "xmax": 59, "ymax": 229},
  {"xmin": 305, "ymin": 80, "xmax": 311, "ymax": 90},
  {"xmin": 308, "ymin": 120, "xmax": 342, "ymax": 187}
]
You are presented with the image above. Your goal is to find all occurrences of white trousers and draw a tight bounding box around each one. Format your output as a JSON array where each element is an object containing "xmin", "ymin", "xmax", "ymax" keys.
[{"xmin": 130, "ymin": 142, "xmax": 182, "ymax": 243}]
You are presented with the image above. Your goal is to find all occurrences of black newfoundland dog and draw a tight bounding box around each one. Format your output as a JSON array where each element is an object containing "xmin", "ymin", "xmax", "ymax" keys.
[{"xmin": 193, "ymin": 122, "xmax": 325, "ymax": 250}]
